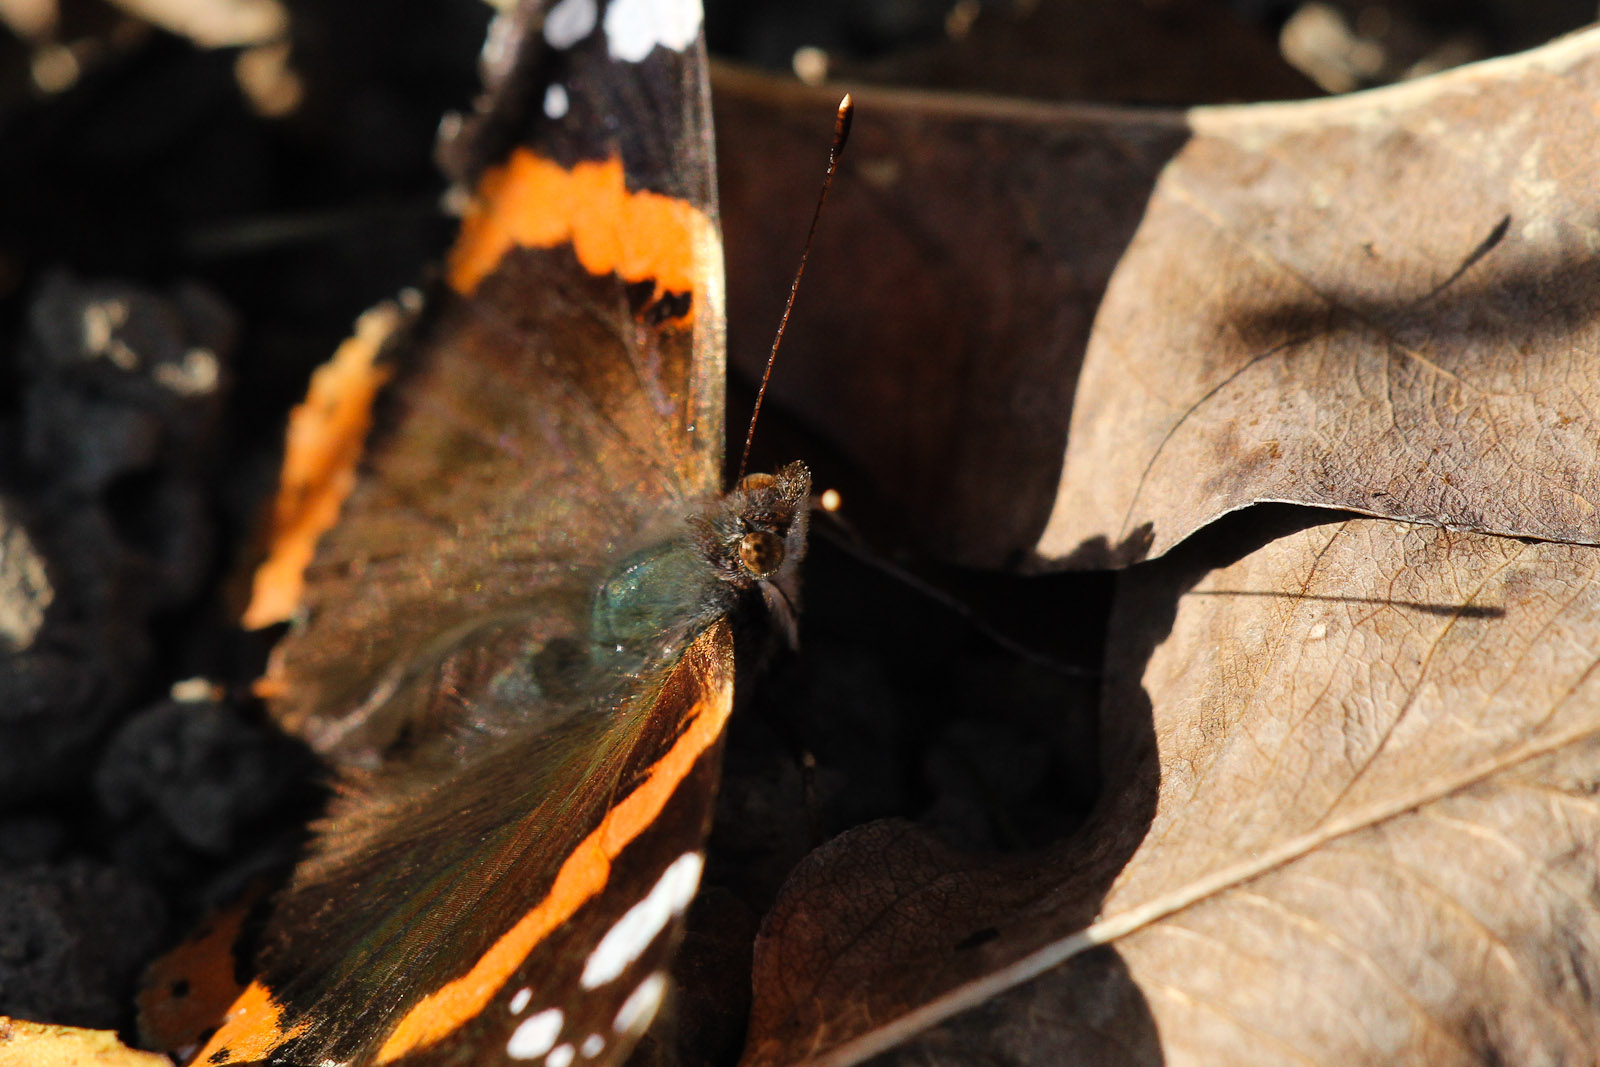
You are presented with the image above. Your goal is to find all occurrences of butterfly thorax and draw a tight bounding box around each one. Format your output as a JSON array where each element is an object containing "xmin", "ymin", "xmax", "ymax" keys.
[{"xmin": 592, "ymin": 461, "xmax": 810, "ymax": 661}]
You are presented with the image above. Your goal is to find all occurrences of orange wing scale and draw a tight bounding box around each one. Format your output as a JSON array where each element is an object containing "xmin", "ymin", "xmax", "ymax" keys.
[{"xmin": 448, "ymin": 152, "xmax": 707, "ymax": 314}]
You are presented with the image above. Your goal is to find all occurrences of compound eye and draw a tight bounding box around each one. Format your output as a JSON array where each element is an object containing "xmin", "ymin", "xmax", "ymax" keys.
[{"xmin": 738, "ymin": 530, "xmax": 784, "ymax": 578}]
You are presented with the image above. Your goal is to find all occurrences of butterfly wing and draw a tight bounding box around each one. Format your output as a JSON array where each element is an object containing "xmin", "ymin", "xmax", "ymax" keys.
[
  {"xmin": 207, "ymin": 620, "xmax": 734, "ymax": 1067},
  {"xmin": 190, "ymin": 3, "xmax": 732, "ymax": 1064},
  {"xmin": 264, "ymin": 0, "xmax": 724, "ymax": 765}
]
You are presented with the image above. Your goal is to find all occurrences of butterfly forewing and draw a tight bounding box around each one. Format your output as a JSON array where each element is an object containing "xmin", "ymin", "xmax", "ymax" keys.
[
  {"xmin": 184, "ymin": 3, "xmax": 736, "ymax": 1065},
  {"xmin": 268, "ymin": 2, "xmax": 724, "ymax": 761}
]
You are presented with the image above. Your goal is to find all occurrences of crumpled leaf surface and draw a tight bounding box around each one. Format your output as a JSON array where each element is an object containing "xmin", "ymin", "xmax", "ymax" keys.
[
  {"xmin": 745, "ymin": 516, "xmax": 1600, "ymax": 1065},
  {"xmin": 715, "ymin": 68, "xmax": 1187, "ymax": 566},
  {"xmin": 1042, "ymin": 28, "xmax": 1600, "ymax": 566},
  {"xmin": 734, "ymin": 26, "xmax": 1600, "ymax": 1067},
  {"xmin": 720, "ymin": 29, "xmax": 1600, "ymax": 571},
  {"xmin": 0, "ymin": 1017, "xmax": 169, "ymax": 1067},
  {"xmin": 1094, "ymin": 519, "xmax": 1600, "ymax": 1064}
]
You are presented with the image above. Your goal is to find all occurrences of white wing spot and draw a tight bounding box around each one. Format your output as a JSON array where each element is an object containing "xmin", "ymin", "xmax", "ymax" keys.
[
  {"xmin": 580, "ymin": 1033, "xmax": 605, "ymax": 1058},
  {"xmin": 580, "ymin": 852, "xmax": 703, "ymax": 989},
  {"xmin": 543, "ymin": 0, "xmax": 597, "ymax": 49},
  {"xmin": 547, "ymin": 1044, "xmax": 576, "ymax": 1067},
  {"xmin": 543, "ymin": 82, "xmax": 569, "ymax": 119},
  {"xmin": 507, "ymin": 1008, "xmax": 564, "ymax": 1060},
  {"xmin": 482, "ymin": 12, "xmax": 517, "ymax": 73},
  {"xmin": 602, "ymin": 0, "xmax": 701, "ymax": 62},
  {"xmin": 613, "ymin": 972, "xmax": 667, "ymax": 1035},
  {"xmin": 509, "ymin": 987, "xmax": 533, "ymax": 1014}
]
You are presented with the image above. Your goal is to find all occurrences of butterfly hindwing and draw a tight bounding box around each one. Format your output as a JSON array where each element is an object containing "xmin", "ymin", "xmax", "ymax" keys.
[
  {"xmin": 396, "ymin": 619, "xmax": 734, "ymax": 1067},
  {"xmin": 183, "ymin": 2, "xmax": 737, "ymax": 1065}
]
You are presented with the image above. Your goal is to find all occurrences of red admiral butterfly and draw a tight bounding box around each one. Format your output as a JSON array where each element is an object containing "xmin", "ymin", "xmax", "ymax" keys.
[{"xmin": 148, "ymin": 2, "xmax": 838, "ymax": 1063}]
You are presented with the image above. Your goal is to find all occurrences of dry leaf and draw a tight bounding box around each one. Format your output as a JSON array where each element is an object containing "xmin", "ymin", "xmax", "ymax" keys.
[
  {"xmin": 715, "ymin": 67, "xmax": 1188, "ymax": 566},
  {"xmin": 0, "ymin": 1017, "xmax": 170, "ymax": 1067},
  {"xmin": 738, "ymin": 30, "xmax": 1600, "ymax": 1061},
  {"xmin": 1041, "ymin": 27, "xmax": 1600, "ymax": 566},
  {"xmin": 745, "ymin": 515, "xmax": 1600, "ymax": 1065},
  {"xmin": 720, "ymin": 28, "xmax": 1600, "ymax": 571}
]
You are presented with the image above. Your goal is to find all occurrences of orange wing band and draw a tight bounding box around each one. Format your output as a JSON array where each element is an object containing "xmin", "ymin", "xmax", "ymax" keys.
[
  {"xmin": 448, "ymin": 151, "xmax": 707, "ymax": 314},
  {"xmin": 373, "ymin": 622, "xmax": 734, "ymax": 1063},
  {"xmin": 241, "ymin": 303, "xmax": 397, "ymax": 631},
  {"xmin": 138, "ymin": 893, "xmax": 253, "ymax": 1053},
  {"xmin": 187, "ymin": 980, "xmax": 306, "ymax": 1066}
]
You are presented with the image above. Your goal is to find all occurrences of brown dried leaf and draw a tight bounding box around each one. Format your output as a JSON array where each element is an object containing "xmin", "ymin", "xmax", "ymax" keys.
[
  {"xmin": 715, "ymin": 69, "xmax": 1188, "ymax": 566},
  {"xmin": 744, "ymin": 517, "xmax": 1600, "ymax": 1065},
  {"xmin": 719, "ymin": 30, "xmax": 1600, "ymax": 571},
  {"xmin": 1042, "ymin": 29, "xmax": 1600, "ymax": 566},
  {"xmin": 0, "ymin": 1017, "xmax": 169, "ymax": 1067},
  {"xmin": 724, "ymin": 27, "xmax": 1600, "ymax": 1066}
]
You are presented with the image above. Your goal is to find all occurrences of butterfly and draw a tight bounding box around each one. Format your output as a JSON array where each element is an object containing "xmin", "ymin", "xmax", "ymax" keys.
[{"xmin": 154, "ymin": 1, "xmax": 816, "ymax": 1063}]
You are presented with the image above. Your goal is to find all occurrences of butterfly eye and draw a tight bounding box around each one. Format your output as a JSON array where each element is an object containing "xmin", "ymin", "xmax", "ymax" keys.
[{"xmin": 738, "ymin": 529, "xmax": 784, "ymax": 578}]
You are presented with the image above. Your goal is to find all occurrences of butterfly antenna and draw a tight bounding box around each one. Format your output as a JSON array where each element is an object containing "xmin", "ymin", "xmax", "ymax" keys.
[{"xmin": 736, "ymin": 93, "xmax": 854, "ymax": 484}]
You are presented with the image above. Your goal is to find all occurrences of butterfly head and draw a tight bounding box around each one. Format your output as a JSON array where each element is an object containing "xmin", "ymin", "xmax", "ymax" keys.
[{"xmin": 692, "ymin": 461, "xmax": 810, "ymax": 645}]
